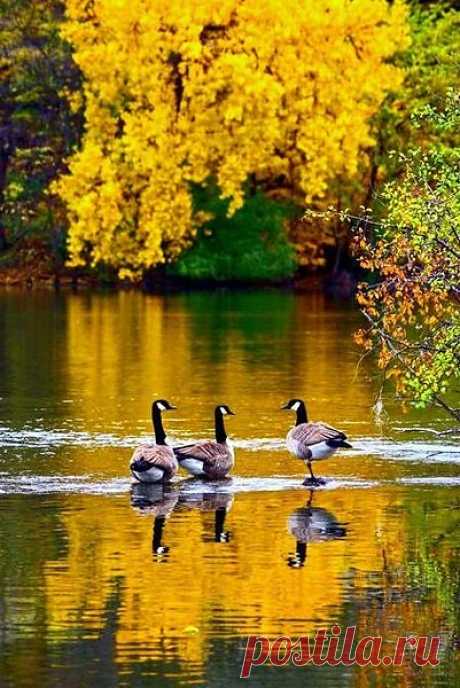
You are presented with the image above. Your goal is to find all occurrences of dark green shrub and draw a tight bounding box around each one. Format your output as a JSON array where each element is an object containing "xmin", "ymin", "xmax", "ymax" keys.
[{"xmin": 169, "ymin": 186, "xmax": 298, "ymax": 282}]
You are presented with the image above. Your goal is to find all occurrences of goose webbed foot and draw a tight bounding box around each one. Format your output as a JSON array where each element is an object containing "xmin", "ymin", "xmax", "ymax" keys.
[{"xmin": 302, "ymin": 476, "xmax": 327, "ymax": 487}]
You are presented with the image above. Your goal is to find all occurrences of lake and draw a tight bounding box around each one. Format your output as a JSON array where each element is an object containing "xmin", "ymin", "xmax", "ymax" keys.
[{"xmin": 0, "ymin": 290, "xmax": 458, "ymax": 687}]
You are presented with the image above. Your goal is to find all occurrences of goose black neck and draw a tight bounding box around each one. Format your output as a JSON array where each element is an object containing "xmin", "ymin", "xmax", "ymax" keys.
[
  {"xmin": 153, "ymin": 515, "xmax": 166, "ymax": 553},
  {"xmin": 214, "ymin": 507, "xmax": 227, "ymax": 542},
  {"xmin": 215, "ymin": 408, "xmax": 227, "ymax": 443},
  {"xmin": 152, "ymin": 404, "xmax": 167, "ymax": 445},
  {"xmin": 295, "ymin": 402, "xmax": 308, "ymax": 426}
]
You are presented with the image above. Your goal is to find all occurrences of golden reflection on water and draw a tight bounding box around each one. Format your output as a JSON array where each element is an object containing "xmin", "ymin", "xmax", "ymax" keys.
[
  {"xmin": 61, "ymin": 290, "xmax": 372, "ymax": 434},
  {"xmin": 1, "ymin": 484, "xmax": 455, "ymax": 687},
  {"xmin": 0, "ymin": 290, "xmax": 458, "ymax": 687},
  {"xmin": 42, "ymin": 488, "xmax": 403, "ymax": 639}
]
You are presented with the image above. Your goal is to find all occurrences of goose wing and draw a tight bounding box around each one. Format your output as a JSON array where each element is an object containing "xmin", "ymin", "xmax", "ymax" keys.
[
  {"xmin": 174, "ymin": 441, "xmax": 228, "ymax": 462},
  {"xmin": 130, "ymin": 445, "xmax": 178, "ymax": 478},
  {"xmin": 174, "ymin": 441, "xmax": 232, "ymax": 475},
  {"xmin": 290, "ymin": 422, "xmax": 347, "ymax": 446}
]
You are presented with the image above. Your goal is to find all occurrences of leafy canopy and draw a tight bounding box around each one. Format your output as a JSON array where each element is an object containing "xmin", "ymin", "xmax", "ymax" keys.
[
  {"xmin": 55, "ymin": 0, "xmax": 408, "ymax": 278},
  {"xmin": 297, "ymin": 3, "xmax": 460, "ymax": 269},
  {"xmin": 355, "ymin": 94, "xmax": 460, "ymax": 421},
  {"xmin": 0, "ymin": 0, "xmax": 81, "ymax": 249},
  {"xmin": 369, "ymin": 2, "xmax": 460, "ymax": 198}
]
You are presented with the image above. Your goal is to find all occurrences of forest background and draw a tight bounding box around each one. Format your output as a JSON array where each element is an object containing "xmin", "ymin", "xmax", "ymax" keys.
[{"xmin": 0, "ymin": 0, "xmax": 458, "ymax": 418}]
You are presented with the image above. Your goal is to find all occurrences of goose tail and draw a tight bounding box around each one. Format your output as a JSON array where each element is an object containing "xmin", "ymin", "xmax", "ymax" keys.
[{"xmin": 327, "ymin": 439, "xmax": 352, "ymax": 449}]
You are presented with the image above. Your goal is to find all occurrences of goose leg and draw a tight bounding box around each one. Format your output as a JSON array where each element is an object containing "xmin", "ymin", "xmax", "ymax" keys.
[{"xmin": 302, "ymin": 461, "xmax": 326, "ymax": 486}]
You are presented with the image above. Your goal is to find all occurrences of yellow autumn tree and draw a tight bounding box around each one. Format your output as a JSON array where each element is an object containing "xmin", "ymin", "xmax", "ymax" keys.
[{"xmin": 56, "ymin": 0, "xmax": 408, "ymax": 278}]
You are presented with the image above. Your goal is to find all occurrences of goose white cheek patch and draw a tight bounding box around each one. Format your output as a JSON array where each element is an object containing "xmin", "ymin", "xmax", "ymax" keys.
[
  {"xmin": 219, "ymin": 406, "xmax": 227, "ymax": 415},
  {"xmin": 157, "ymin": 402, "xmax": 167, "ymax": 411},
  {"xmin": 291, "ymin": 402, "xmax": 300, "ymax": 412}
]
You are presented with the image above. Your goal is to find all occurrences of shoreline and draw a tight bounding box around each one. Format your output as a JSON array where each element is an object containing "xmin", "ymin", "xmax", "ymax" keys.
[
  {"xmin": 0, "ymin": 268, "xmax": 357, "ymax": 298},
  {"xmin": 0, "ymin": 236, "xmax": 359, "ymax": 297}
]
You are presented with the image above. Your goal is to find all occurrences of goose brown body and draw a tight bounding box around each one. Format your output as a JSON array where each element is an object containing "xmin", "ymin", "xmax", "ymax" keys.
[
  {"xmin": 286, "ymin": 421, "xmax": 348, "ymax": 461},
  {"xmin": 175, "ymin": 440, "xmax": 234, "ymax": 479},
  {"xmin": 130, "ymin": 444, "xmax": 178, "ymax": 483},
  {"xmin": 174, "ymin": 405, "xmax": 235, "ymax": 479},
  {"xmin": 282, "ymin": 399, "xmax": 351, "ymax": 484},
  {"xmin": 130, "ymin": 400, "xmax": 178, "ymax": 484}
]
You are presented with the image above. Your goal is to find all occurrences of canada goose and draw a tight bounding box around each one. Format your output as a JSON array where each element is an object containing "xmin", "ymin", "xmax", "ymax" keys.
[
  {"xmin": 174, "ymin": 405, "xmax": 235, "ymax": 479},
  {"xmin": 130, "ymin": 483, "xmax": 179, "ymax": 556},
  {"xmin": 287, "ymin": 491, "xmax": 347, "ymax": 568},
  {"xmin": 282, "ymin": 398, "xmax": 351, "ymax": 485},
  {"xmin": 130, "ymin": 399, "xmax": 178, "ymax": 483}
]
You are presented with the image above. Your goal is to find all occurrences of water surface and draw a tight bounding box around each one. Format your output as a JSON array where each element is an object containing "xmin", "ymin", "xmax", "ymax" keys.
[{"xmin": 0, "ymin": 290, "xmax": 458, "ymax": 687}]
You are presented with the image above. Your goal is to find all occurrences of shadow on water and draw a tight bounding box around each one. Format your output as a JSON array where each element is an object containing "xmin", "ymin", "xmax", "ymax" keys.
[
  {"xmin": 286, "ymin": 490, "xmax": 347, "ymax": 568},
  {"xmin": 131, "ymin": 483, "xmax": 179, "ymax": 559},
  {"xmin": 130, "ymin": 481, "xmax": 234, "ymax": 559},
  {"xmin": 0, "ymin": 292, "xmax": 70, "ymax": 427},
  {"xmin": 176, "ymin": 481, "xmax": 233, "ymax": 543},
  {"xmin": 170, "ymin": 290, "xmax": 297, "ymax": 366}
]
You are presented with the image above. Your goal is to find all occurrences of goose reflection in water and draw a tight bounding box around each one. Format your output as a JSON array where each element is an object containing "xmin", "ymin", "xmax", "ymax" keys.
[
  {"xmin": 130, "ymin": 483, "xmax": 179, "ymax": 559},
  {"xmin": 177, "ymin": 485, "xmax": 234, "ymax": 543},
  {"xmin": 287, "ymin": 490, "xmax": 347, "ymax": 568}
]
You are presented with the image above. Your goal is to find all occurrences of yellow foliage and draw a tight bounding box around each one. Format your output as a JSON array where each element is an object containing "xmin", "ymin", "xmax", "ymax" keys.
[{"xmin": 56, "ymin": 0, "xmax": 409, "ymax": 277}]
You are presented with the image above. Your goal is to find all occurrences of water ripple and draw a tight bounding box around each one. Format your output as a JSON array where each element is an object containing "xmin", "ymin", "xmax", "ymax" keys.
[
  {"xmin": 0, "ymin": 474, "xmax": 132, "ymax": 495},
  {"xmin": 354, "ymin": 438, "xmax": 460, "ymax": 463},
  {"xmin": 0, "ymin": 473, "xmax": 458, "ymax": 496},
  {"xmin": 0, "ymin": 426, "xmax": 458, "ymax": 463},
  {"xmin": 0, "ymin": 426, "xmax": 284, "ymax": 451}
]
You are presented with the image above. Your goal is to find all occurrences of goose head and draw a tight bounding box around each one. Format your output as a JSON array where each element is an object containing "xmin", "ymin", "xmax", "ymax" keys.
[
  {"xmin": 281, "ymin": 399, "xmax": 305, "ymax": 413},
  {"xmin": 153, "ymin": 399, "xmax": 176, "ymax": 412},
  {"xmin": 215, "ymin": 404, "xmax": 235, "ymax": 416},
  {"xmin": 281, "ymin": 399, "xmax": 308, "ymax": 425}
]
